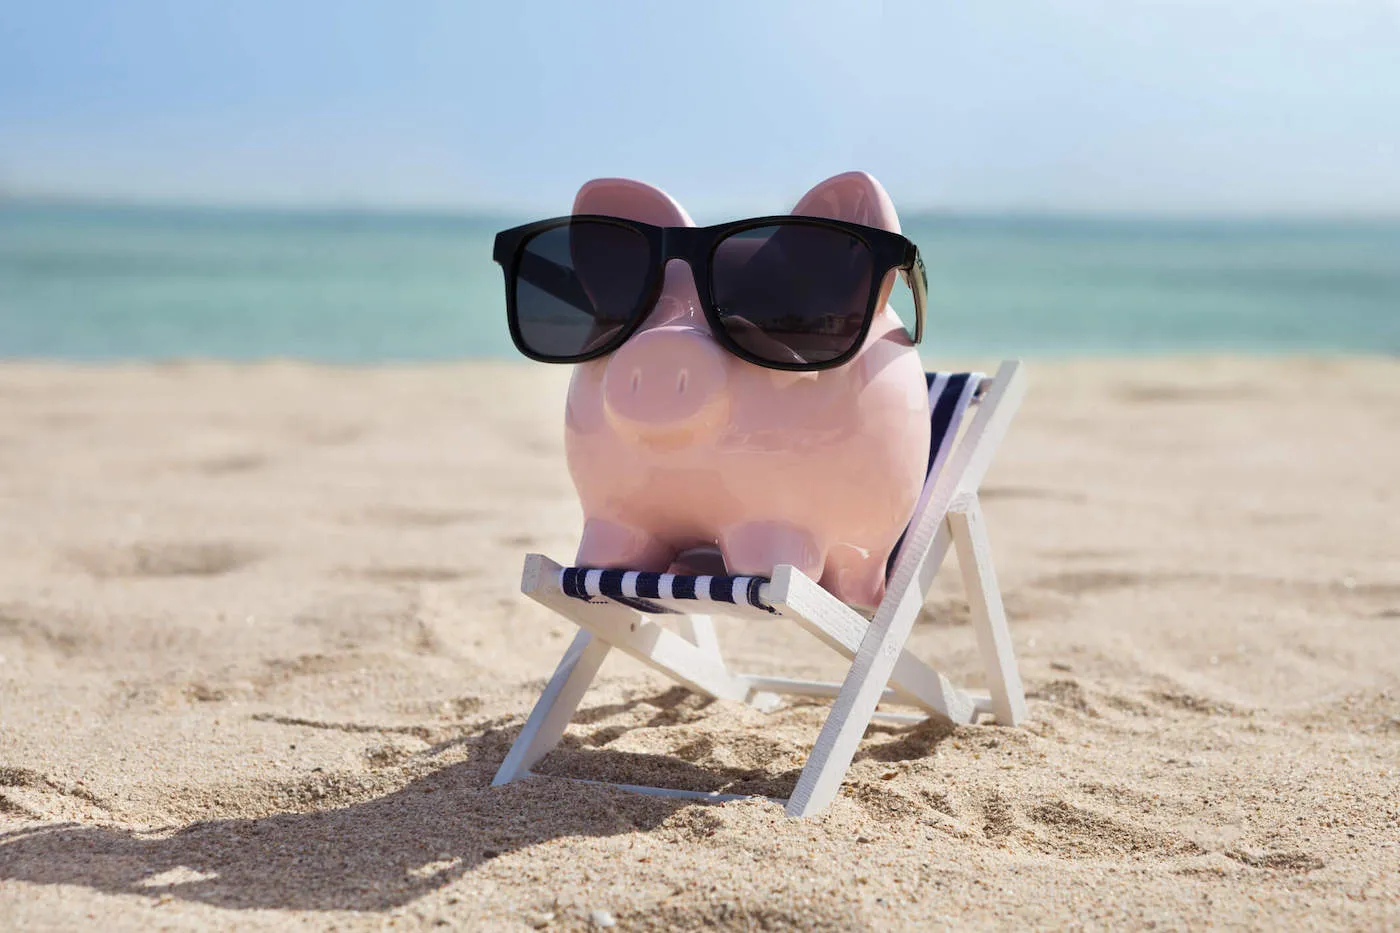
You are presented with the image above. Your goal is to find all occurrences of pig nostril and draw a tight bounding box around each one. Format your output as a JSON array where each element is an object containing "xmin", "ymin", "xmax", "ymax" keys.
[
  {"xmin": 676, "ymin": 369, "xmax": 689, "ymax": 394},
  {"xmin": 629, "ymin": 370, "xmax": 641, "ymax": 394}
]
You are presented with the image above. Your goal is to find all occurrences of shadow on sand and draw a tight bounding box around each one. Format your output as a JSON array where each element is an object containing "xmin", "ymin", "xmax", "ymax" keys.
[{"xmin": 0, "ymin": 690, "xmax": 952, "ymax": 912}]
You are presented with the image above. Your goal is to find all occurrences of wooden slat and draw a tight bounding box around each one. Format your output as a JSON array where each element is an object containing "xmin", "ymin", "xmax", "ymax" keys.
[
  {"xmin": 769, "ymin": 561, "xmax": 979, "ymax": 724},
  {"xmin": 534, "ymin": 773, "xmax": 774, "ymax": 804},
  {"xmin": 741, "ymin": 675, "xmax": 897, "ymax": 702},
  {"xmin": 523, "ymin": 554, "xmax": 750, "ymax": 703},
  {"xmin": 492, "ymin": 627, "xmax": 610, "ymax": 785},
  {"xmin": 676, "ymin": 613, "xmax": 723, "ymax": 658}
]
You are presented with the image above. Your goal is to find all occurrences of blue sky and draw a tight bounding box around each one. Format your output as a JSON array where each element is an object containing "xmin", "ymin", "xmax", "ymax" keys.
[{"xmin": 3, "ymin": 0, "xmax": 1399, "ymax": 216}]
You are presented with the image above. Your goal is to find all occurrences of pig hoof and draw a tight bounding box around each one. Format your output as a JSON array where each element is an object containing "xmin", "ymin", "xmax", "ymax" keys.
[
  {"xmin": 820, "ymin": 548, "xmax": 888, "ymax": 611},
  {"xmin": 576, "ymin": 519, "xmax": 674, "ymax": 571},
  {"xmin": 719, "ymin": 523, "xmax": 827, "ymax": 582}
]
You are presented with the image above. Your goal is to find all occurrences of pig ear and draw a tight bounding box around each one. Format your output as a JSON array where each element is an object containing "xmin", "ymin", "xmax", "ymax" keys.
[
  {"xmin": 791, "ymin": 171, "xmax": 900, "ymax": 233},
  {"xmin": 573, "ymin": 178, "xmax": 695, "ymax": 227}
]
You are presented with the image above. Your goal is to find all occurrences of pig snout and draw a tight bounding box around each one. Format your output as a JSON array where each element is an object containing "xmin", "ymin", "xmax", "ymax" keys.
[{"xmin": 602, "ymin": 326, "xmax": 730, "ymax": 445}]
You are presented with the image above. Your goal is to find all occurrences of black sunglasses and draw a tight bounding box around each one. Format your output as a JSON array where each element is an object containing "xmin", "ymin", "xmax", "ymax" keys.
[{"xmin": 492, "ymin": 214, "xmax": 928, "ymax": 372}]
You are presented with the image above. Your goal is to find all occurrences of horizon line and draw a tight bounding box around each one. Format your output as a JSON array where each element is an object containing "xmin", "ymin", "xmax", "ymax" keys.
[{"xmin": 5, "ymin": 191, "xmax": 1400, "ymax": 226}]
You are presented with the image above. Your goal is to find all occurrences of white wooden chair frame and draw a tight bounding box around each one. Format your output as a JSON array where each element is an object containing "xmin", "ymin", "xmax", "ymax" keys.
[{"xmin": 492, "ymin": 360, "xmax": 1028, "ymax": 817}]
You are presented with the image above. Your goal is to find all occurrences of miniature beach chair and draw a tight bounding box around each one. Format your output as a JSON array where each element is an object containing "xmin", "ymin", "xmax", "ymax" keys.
[{"xmin": 493, "ymin": 360, "xmax": 1028, "ymax": 817}]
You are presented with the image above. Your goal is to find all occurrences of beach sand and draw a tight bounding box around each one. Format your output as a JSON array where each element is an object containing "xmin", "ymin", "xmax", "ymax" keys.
[{"xmin": 0, "ymin": 358, "xmax": 1396, "ymax": 931}]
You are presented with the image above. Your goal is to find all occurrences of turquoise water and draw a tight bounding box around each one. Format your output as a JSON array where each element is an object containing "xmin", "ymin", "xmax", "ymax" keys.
[{"xmin": 2, "ymin": 202, "xmax": 1397, "ymax": 360}]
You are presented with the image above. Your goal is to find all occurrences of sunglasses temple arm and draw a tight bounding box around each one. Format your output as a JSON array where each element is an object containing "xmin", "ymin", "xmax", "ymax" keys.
[{"xmin": 901, "ymin": 252, "xmax": 928, "ymax": 345}]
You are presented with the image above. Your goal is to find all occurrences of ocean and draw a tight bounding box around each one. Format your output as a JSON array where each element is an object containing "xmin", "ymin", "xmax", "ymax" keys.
[{"xmin": 2, "ymin": 202, "xmax": 1397, "ymax": 361}]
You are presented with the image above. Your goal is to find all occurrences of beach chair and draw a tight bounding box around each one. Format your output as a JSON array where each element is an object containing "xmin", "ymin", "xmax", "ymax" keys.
[{"xmin": 492, "ymin": 360, "xmax": 1028, "ymax": 817}]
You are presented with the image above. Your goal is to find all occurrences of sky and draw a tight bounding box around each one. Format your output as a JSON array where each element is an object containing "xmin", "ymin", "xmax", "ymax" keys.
[{"xmin": 2, "ymin": 0, "xmax": 1399, "ymax": 217}]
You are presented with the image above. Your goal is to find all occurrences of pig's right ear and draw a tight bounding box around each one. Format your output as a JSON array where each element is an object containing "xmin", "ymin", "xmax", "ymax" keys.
[
  {"xmin": 792, "ymin": 171, "xmax": 900, "ymax": 234},
  {"xmin": 573, "ymin": 178, "xmax": 695, "ymax": 227}
]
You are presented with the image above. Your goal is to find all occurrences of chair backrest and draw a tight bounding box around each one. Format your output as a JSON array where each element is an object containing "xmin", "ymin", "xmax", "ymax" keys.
[{"xmin": 885, "ymin": 372, "xmax": 984, "ymax": 578}]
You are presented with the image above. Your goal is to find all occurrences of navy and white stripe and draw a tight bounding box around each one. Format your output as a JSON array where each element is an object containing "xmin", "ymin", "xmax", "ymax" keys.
[
  {"xmin": 558, "ymin": 372, "xmax": 983, "ymax": 613},
  {"xmin": 925, "ymin": 372, "xmax": 982, "ymax": 488},
  {"xmin": 885, "ymin": 372, "xmax": 983, "ymax": 575},
  {"xmin": 561, "ymin": 566, "xmax": 776, "ymax": 614}
]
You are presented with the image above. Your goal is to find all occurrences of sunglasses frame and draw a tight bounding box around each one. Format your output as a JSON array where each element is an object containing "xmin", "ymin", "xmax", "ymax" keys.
[{"xmin": 493, "ymin": 214, "xmax": 928, "ymax": 372}]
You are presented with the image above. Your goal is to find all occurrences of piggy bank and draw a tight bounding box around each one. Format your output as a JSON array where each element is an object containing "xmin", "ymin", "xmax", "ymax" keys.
[{"xmin": 564, "ymin": 171, "xmax": 930, "ymax": 609}]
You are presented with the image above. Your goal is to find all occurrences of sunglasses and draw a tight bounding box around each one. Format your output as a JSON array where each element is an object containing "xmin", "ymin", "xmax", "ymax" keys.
[{"xmin": 493, "ymin": 214, "xmax": 928, "ymax": 372}]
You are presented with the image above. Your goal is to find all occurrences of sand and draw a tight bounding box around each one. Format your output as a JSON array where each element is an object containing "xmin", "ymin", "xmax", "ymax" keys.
[{"xmin": 0, "ymin": 357, "xmax": 1397, "ymax": 931}]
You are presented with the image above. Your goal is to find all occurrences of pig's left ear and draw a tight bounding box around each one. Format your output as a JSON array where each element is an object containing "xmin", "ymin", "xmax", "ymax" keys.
[{"xmin": 791, "ymin": 171, "xmax": 900, "ymax": 233}]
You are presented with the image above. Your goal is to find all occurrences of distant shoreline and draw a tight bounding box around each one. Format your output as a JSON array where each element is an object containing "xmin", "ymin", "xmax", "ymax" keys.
[{"xmin": 6, "ymin": 195, "xmax": 1400, "ymax": 228}]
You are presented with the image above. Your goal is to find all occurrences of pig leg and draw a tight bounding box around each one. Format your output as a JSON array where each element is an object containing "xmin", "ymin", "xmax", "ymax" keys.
[
  {"xmin": 820, "ymin": 544, "xmax": 889, "ymax": 611},
  {"xmin": 576, "ymin": 517, "xmax": 676, "ymax": 572},
  {"xmin": 719, "ymin": 521, "xmax": 828, "ymax": 583}
]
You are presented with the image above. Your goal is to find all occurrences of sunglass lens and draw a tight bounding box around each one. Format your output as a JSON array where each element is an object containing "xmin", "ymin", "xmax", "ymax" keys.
[
  {"xmin": 710, "ymin": 223, "xmax": 875, "ymax": 366},
  {"xmin": 513, "ymin": 220, "xmax": 652, "ymax": 360}
]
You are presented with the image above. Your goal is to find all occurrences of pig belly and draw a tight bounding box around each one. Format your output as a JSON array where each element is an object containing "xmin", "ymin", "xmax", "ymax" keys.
[{"xmin": 567, "ymin": 430, "xmax": 922, "ymax": 608}]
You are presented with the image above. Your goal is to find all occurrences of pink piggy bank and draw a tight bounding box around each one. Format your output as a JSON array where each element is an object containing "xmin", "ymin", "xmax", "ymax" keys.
[{"xmin": 564, "ymin": 172, "xmax": 930, "ymax": 609}]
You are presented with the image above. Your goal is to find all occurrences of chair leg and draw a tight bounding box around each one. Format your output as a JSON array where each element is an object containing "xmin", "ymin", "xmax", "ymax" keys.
[
  {"xmin": 770, "ymin": 560, "xmax": 979, "ymax": 724},
  {"xmin": 492, "ymin": 630, "xmax": 610, "ymax": 786},
  {"xmin": 676, "ymin": 613, "xmax": 722, "ymax": 658},
  {"xmin": 949, "ymin": 501, "xmax": 1027, "ymax": 726},
  {"xmin": 675, "ymin": 613, "xmax": 784, "ymax": 709},
  {"xmin": 784, "ymin": 531, "xmax": 952, "ymax": 817},
  {"xmin": 782, "ymin": 617, "xmax": 912, "ymax": 817}
]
